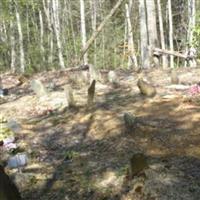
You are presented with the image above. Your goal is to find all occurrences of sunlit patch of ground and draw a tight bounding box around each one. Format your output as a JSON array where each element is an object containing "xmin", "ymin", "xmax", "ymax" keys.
[{"xmin": 1, "ymin": 67, "xmax": 200, "ymax": 199}]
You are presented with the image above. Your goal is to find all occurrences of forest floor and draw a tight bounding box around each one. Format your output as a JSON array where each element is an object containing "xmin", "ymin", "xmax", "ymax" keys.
[{"xmin": 1, "ymin": 67, "xmax": 200, "ymax": 200}]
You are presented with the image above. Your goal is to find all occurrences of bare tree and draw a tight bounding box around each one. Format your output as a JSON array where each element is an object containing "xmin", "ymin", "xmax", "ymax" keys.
[
  {"xmin": 15, "ymin": 1, "xmax": 25, "ymax": 73},
  {"xmin": 125, "ymin": 2, "xmax": 138, "ymax": 69},
  {"xmin": 52, "ymin": 0, "xmax": 65, "ymax": 69},
  {"xmin": 80, "ymin": 0, "xmax": 88, "ymax": 65},
  {"xmin": 139, "ymin": 0, "xmax": 149, "ymax": 68},
  {"xmin": 157, "ymin": 0, "xmax": 168, "ymax": 68},
  {"xmin": 168, "ymin": 0, "xmax": 174, "ymax": 68}
]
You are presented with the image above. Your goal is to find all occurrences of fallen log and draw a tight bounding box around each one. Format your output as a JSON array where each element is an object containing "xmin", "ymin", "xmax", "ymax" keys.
[{"xmin": 152, "ymin": 47, "xmax": 194, "ymax": 60}]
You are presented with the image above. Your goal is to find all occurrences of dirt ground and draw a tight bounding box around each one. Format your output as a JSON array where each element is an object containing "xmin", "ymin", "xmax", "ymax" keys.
[{"xmin": 1, "ymin": 67, "xmax": 200, "ymax": 200}]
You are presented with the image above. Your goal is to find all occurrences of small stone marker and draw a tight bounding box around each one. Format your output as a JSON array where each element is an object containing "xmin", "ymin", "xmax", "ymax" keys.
[
  {"xmin": 87, "ymin": 80, "xmax": 96, "ymax": 106},
  {"xmin": 31, "ymin": 79, "xmax": 47, "ymax": 97},
  {"xmin": 108, "ymin": 70, "xmax": 117, "ymax": 84},
  {"xmin": 64, "ymin": 85, "xmax": 75, "ymax": 107}
]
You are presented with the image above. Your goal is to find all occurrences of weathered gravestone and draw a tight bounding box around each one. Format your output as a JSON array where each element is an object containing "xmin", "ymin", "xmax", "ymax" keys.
[
  {"xmin": 31, "ymin": 80, "xmax": 48, "ymax": 97},
  {"xmin": 87, "ymin": 80, "xmax": 96, "ymax": 106},
  {"xmin": 64, "ymin": 85, "xmax": 75, "ymax": 107}
]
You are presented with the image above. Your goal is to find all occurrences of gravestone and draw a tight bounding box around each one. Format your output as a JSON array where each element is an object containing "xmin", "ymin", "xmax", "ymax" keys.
[
  {"xmin": 64, "ymin": 85, "xmax": 75, "ymax": 107},
  {"xmin": 31, "ymin": 80, "xmax": 47, "ymax": 97}
]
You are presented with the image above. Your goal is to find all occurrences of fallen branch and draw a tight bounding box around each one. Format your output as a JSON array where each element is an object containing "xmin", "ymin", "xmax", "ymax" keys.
[
  {"xmin": 152, "ymin": 47, "xmax": 193, "ymax": 59},
  {"xmin": 80, "ymin": 0, "xmax": 125, "ymax": 60}
]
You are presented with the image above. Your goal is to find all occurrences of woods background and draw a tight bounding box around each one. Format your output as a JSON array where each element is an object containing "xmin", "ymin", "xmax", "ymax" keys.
[{"xmin": 0, "ymin": 0, "xmax": 199, "ymax": 74}]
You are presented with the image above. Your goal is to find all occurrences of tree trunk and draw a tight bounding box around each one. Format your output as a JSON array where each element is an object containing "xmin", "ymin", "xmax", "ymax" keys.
[
  {"xmin": 125, "ymin": 2, "xmax": 138, "ymax": 69},
  {"xmin": 10, "ymin": 20, "xmax": 16, "ymax": 72},
  {"xmin": 52, "ymin": 0, "xmax": 65, "ymax": 69},
  {"xmin": 139, "ymin": 0, "xmax": 150, "ymax": 68},
  {"xmin": 39, "ymin": 10, "xmax": 45, "ymax": 63},
  {"xmin": 146, "ymin": 0, "xmax": 159, "ymax": 67},
  {"xmin": 168, "ymin": 0, "xmax": 174, "ymax": 68},
  {"xmin": 157, "ymin": 0, "xmax": 168, "ymax": 68},
  {"xmin": 80, "ymin": 0, "xmax": 88, "ymax": 65},
  {"xmin": 90, "ymin": 0, "xmax": 97, "ymax": 66},
  {"xmin": 15, "ymin": 2, "xmax": 25, "ymax": 73}
]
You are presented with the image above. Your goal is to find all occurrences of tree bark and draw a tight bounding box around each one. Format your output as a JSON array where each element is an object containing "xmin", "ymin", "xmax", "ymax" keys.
[
  {"xmin": 80, "ymin": 0, "xmax": 88, "ymax": 65},
  {"xmin": 15, "ymin": 2, "xmax": 25, "ymax": 73},
  {"xmin": 52, "ymin": 0, "xmax": 65, "ymax": 69},
  {"xmin": 139, "ymin": 0, "xmax": 150, "ymax": 68},
  {"xmin": 157, "ymin": 0, "xmax": 168, "ymax": 68},
  {"xmin": 168, "ymin": 0, "xmax": 174, "ymax": 68},
  {"xmin": 125, "ymin": 2, "xmax": 138, "ymax": 69}
]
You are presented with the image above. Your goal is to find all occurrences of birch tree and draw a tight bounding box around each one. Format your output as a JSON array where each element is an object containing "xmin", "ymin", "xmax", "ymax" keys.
[
  {"xmin": 168, "ymin": 0, "xmax": 174, "ymax": 68},
  {"xmin": 125, "ymin": 2, "xmax": 138, "ymax": 69},
  {"xmin": 80, "ymin": 0, "xmax": 88, "ymax": 65},
  {"xmin": 52, "ymin": 0, "xmax": 65, "ymax": 69},
  {"xmin": 157, "ymin": 0, "xmax": 168, "ymax": 68},
  {"xmin": 39, "ymin": 10, "xmax": 45, "ymax": 63},
  {"xmin": 15, "ymin": 1, "xmax": 25, "ymax": 73}
]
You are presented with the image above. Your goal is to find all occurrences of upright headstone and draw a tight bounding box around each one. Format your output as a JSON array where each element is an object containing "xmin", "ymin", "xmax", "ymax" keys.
[
  {"xmin": 108, "ymin": 70, "xmax": 118, "ymax": 86},
  {"xmin": 64, "ymin": 85, "xmax": 75, "ymax": 107},
  {"xmin": 87, "ymin": 80, "xmax": 96, "ymax": 106},
  {"xmin": 31, "ymin": 80, "xmax": 47, "ymax": 97}
]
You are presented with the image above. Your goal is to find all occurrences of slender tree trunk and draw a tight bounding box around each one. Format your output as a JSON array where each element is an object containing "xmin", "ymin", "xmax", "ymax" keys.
[
  {"xmin": 157, "ymin": 0, "xmax": 168, "ymax": 68},
  {"xmin": 187, "ymin": 0, "xmax": 196, "ymax": 67},
  {"xmin": 39, "ymin": 10, "xmax": 45, "ymax": 63},
  {"xmin": 90, "ymin": 0, "xmax": 97, "ymax": 66},
  {"xmin": 67, "ymin": 0, "xmax": 77, "ymax": 59},
  {"xmin": 168, "ymin": 0, "xmax": 174, "ymax": 68},
  {"xmin": 10, "ymin": 20, "xmax": 16, "ymax": 72},
  {"xmin": 52, "ymin": 0, "xmax": 65, "ymax": 69},
  {"xmin": 146, "ymin": 0, "xmax": 159, "ymax": 67},
  {"xmin": 15, "ymin": 3, "xmax": 25, "ymax": 73},
  {"xmin": 188, "ymin": 0, "xmax": 196, "ymax": 46},
  {"xmin": 80, "ymin": 0, "xmax": 88, "ymax": 65},
  {"xmin": 125, "ymin": 2, "xmax": 138, "ymax": 69},
  {"xmin": 139, "ymin": 0, "xmax": 149, "ymax": 68}
]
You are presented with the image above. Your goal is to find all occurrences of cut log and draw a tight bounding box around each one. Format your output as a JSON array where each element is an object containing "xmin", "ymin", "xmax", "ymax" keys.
[{"xmin": 152, "ymin": 47, "xmax": 194, "ymax": 59}]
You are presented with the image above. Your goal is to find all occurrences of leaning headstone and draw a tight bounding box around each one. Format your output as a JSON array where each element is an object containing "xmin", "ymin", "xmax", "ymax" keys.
[
  {"xmin": 87, "ymin": 80, "xmax": 96, "ymax": 106},
  {"xmin": 31, "ymin": 79, "xmax": 47, "ymax": 97},
  {"xmin": 64, "ymin": 85, "xmax": 75, "ymax": 107}
]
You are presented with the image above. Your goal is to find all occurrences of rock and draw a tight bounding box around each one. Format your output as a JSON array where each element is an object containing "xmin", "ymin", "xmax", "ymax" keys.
[
  {"xmin": 7, "ymin": 120, "xmax": 21, "ymax": 133},
  {"xmin": 0, "ymin": 165, "xmax": 22, "ymax": 200},
  {"xmin": 137, "ymin": 78, "xmax": 156, "ymax": 97},
  {"xmin": 7, "ymin": 153, "xmax": 28, "ymax": 169},
  {"xmin": 31, "ymin": 79, "xmax": 47, "ymax": 97},
  {"xmin": 12, "ymin": 173, "xmax": 35, "ymax": 191},
  {"xmin": 129, "ymin": 153, "xmax": 148, "ymax": 178}
]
